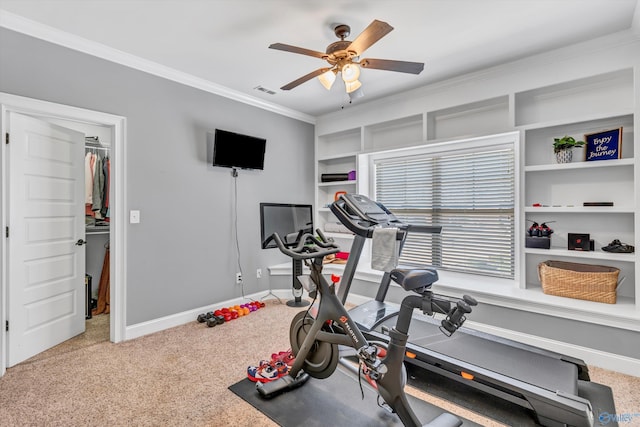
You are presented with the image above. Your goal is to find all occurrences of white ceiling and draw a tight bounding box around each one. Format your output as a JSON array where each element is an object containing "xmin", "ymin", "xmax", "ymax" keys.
[{"xmin": 1, "ymin": 0, "xmax": 638, "ymax": 119}]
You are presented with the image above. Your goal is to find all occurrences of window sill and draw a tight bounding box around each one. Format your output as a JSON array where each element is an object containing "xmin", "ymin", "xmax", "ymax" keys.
[{"xmin": 268, "ymin": 263, "xmax": 639, "ymax": 331}]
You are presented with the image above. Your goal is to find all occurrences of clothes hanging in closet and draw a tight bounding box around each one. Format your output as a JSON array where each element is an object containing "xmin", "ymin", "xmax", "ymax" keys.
[
  {"xmin": 85, "ymin": 150, "xmax": 110, "ymax": 220},
  {"xmin": 92, "ymin": 243, "xmax": 110, "ymax": 315}
]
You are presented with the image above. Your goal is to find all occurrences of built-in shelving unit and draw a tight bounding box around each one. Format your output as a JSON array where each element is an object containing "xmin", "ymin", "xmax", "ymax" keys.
[
  {"xmin": 518, "ymin": 70, "xmax": 635, "ymax": 308},
  {"xmin": 314, "ymin": 66, "xmax": 639, "ymax": 327},
  {"xmin": 316, "ymin": 129, "xmax": 361, "ymax": 246}
]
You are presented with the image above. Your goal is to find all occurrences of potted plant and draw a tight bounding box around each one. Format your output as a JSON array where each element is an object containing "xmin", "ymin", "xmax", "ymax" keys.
[{"xmin": 553, "ymin": 135, "xmax": 585, "ymax": 163}]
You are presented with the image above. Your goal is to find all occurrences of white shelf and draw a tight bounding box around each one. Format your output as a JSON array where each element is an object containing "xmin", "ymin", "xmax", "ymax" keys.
[
  {"xmin": 525, "ymin": 157, "xmax": 634, "ymax": 172},
  {"xmin": 317, "ymin": 152, "xmax": 359, "ymax": 162},
  {"xmin": 524, "ymin": 247, "xmax": 636, "ymax": 262},
  {"xmin": 318, "ymin": 180, "xmax": 356, "ymax": 187},
  {"xmin": 524, "ymin": 206, "xmax": 635, "ymax": 213},
  {"xmin": 517, "ymin": 287, "xmax": 639, "ymax": 326},
  {"xmin": 517, "ymin": 109, "xmax": 635, "ymax": 131}
]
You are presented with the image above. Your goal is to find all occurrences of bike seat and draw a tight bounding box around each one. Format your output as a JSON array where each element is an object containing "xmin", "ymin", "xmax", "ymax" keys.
[{"xmin": 390, "ymin": 267, "xmax": 438, "ymax": 293}]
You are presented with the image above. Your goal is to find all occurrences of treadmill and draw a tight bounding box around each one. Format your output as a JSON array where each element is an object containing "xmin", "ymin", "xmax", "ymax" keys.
[{"xmin": 330, "ymin": 193, "xmax": 617, "ymax": 427}]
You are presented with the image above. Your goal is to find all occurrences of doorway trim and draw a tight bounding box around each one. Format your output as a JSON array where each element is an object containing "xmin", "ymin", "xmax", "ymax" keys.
[{"xmin": 0, "ymin": 92, "xmax": 126, "ymax": 376}]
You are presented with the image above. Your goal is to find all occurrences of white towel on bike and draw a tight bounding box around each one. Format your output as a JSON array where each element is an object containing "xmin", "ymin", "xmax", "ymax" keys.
[{"xmin": 371, "ymin": 227, "xmax": 399, "ymax": 272}]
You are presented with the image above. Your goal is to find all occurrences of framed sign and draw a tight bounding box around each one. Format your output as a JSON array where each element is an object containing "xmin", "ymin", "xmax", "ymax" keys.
[{"xmin": 584, "ymin": 127, "xmax": 623, "ymax": 161}]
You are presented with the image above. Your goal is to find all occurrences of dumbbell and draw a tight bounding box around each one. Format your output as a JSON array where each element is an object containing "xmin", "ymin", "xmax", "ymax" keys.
[
  {"xmin": 197, "ymin": 311, "xmax": 225, "ymax": 327},
  {"xmin": 215, "ymin": 308, "xmax": 238, "ymax": 322},
  {"xmin": 197, "ymin": 312, "xmax": 215, "ymax": 323}
]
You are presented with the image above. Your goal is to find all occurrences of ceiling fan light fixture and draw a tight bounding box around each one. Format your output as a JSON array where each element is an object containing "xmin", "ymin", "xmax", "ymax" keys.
[
  {"xmin": 318, "ymin": 69, "xmax": 336, "ymax": 90},
  {"xmin": 348, "ymin": 86, "xmax": 365, "ymax": 100},
  {"xmin": 341, "ymin": 63, "xmax": 360, "ymax": 83},
  {"xmin": 344, "ymin": 79, "xmax": 362, "ymax": 94}
]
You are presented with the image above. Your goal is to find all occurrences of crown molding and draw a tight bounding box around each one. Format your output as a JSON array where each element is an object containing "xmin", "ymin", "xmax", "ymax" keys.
[{"xmin": 0, "ymin": 10, "xmax": 316, "ymax": 124}]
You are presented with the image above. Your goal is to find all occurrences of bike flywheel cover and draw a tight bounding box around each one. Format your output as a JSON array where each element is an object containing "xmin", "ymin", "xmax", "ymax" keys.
[{"xmin": 289, "ymin": 311, "xmax": 339, "ymax": 379}]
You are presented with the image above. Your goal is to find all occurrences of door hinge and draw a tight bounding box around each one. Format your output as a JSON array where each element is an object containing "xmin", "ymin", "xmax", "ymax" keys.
[
  {"xmin": 5, "ymin": 226, "xmax": 8, "ymax": 238},
  {"xmin": 5, "ymin": 133, "xmax": 8, "ymax": 144},
  {"xmin": 5, "ymin": 321, "xmax": 8, "ymax": 332}
]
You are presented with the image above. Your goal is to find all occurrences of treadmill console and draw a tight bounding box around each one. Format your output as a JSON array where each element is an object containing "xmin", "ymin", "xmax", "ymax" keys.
[
  {"xmin": 330, "ymin": 194, "xmax": 402, "ymax": 237},
  {"xmin": 342, "ymin": 194, "xmax": 395, "ymax": 223}
]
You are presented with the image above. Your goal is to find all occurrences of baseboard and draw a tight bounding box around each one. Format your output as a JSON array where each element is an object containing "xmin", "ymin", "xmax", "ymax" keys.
[{"xmin": 124, "ymin": 289, "xmax": 292, "ymax": 341}]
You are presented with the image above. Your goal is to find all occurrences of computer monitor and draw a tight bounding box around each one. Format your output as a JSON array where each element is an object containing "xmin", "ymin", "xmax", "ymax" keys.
[{"xmin": 259, "ymin": 203, "xmax": 313, "ymax": 249}]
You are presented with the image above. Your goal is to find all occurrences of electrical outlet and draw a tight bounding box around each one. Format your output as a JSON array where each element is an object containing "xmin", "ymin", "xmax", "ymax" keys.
[
  {"xmin": 256, "ymin": 268, "xmax": 262, "ymax": 279},
  {"xmin": 236, "ymin": 272, "xmax": 242, "ymax": 284}
]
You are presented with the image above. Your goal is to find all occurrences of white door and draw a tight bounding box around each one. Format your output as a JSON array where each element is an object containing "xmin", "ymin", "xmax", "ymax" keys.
[{"xmin": 6, "ymin": 112, "xmax": 86, "ymax": 366}]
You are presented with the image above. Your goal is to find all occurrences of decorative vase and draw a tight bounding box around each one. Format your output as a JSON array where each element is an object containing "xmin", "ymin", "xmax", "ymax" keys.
[{"xmin": 555, "ymin": 149, "xmax": 573, "ymax": 164}]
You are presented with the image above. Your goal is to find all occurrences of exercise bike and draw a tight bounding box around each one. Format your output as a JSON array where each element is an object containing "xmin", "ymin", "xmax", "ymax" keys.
[{"xmin": 256, "ymin": 230, "xmax": 478, "ymax": 427}]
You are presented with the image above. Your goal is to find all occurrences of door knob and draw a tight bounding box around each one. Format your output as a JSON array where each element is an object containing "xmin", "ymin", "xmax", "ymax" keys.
[{"xmin": 75, "ymin": 239, "xmax": 86, "ymax": 246}]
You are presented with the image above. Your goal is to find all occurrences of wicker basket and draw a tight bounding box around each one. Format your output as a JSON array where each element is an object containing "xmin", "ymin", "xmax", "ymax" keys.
[{"xmin": 538, "ymin": 260, "xmax": 619, "ymax": 304}]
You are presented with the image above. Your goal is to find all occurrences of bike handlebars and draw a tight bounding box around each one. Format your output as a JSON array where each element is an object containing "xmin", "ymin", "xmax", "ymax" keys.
[{"xmin": 270, "ymin": 230, "xmax": 340, "ymax": 261}]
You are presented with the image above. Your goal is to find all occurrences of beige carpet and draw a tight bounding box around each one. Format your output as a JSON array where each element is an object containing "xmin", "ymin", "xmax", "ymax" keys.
[
  {"xmin": 22, "ymin": 313, "xmax": 111, "ymax": 364},
  {"xmin": 0, "ymin": 300, "xmax": 638, "ymax": 426}
]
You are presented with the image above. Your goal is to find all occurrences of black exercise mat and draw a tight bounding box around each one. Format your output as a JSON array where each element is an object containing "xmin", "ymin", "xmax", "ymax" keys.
[{"xmin": 229, "ymin": 367, "xmax": 481, "ymax": 427}]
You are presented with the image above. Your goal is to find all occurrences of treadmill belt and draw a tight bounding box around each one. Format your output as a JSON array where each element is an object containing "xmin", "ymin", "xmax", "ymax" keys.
[{"xmin": 401, "ymin": 317, "xmax": 579, "ymax": 394}]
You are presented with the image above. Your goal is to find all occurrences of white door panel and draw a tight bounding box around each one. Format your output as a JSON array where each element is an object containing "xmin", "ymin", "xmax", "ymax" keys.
[{"xmin": 7, "ymin": 112, "xmax": 85, "ymax": 366}]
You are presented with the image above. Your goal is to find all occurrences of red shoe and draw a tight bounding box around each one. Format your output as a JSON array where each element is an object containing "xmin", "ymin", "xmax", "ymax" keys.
[
  {"xmin": 247, "ymin": 361, "xmax": 288, "ymax": 383},
  {"xmin": 271, "ymin": 349, "xmax": 295, "ymax": 366}
]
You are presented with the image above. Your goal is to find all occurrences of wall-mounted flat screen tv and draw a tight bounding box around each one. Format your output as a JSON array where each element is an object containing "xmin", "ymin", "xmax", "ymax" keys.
[
  {"xmin": 212, "ymin": 128, "xmax": 266, "ymax": 170},
  {"xmin": 260, "ymin": 203, "xmax": 313, "ymax": 249}
]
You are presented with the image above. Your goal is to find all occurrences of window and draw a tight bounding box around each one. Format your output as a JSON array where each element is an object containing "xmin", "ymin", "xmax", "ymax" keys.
[{"xmin": 372, "ymin": 135, "xmax": 516, "ymax": 279}]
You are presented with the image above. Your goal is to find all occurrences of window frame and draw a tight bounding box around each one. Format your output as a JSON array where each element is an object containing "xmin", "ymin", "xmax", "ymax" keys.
[{"xmin": 360, "ymin": 131, "xmax": 522, "ymax": 284}]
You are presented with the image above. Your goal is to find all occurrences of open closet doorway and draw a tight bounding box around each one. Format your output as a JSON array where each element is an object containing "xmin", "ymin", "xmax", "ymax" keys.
[{"xmin": 0, "ymin": 93, "xmax": 126, "ymax": 376}]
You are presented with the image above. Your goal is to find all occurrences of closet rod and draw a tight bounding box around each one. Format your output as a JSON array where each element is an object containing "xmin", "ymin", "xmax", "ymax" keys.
[
  {"xmin": 85, "ymin": 136, "xmax": 109, "ymax": 151},
  {"xmin": 85, "ymin": 145, "xmax": 110, "ymax": 151}
]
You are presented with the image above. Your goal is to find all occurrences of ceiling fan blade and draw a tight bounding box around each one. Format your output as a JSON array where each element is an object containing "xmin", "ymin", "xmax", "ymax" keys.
[
  {"xmin": 280, "ymin": 68, "xmax": 330, "ymax": 91},
  {"xmin": 269, "ymin": 43, "xmax": 327, "ymax": 59},
  {"xmin": 359, "ymin": 58, "xmax": 424, "ymax": 74},
  {"xmin": 347, "ymin": 20, "xmax": 394, "ymax": 56}
]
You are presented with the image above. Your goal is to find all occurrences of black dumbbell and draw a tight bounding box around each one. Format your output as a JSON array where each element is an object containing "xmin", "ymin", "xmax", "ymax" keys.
[
  {"xmin": 197, "ymin": 312, "xmax": 226, "ymax": 327},
  {"xmin": 197, "ymin": 312, "xmax": 215, "ymax": 323}
]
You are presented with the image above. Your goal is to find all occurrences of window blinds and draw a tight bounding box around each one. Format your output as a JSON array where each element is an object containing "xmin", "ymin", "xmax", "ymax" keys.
[{"xmin": 374, "ymin": 146, "xmax": 515, "ymax": 279}]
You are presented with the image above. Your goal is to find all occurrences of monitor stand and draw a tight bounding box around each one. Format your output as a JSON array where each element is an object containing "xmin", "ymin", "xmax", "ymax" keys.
[{"xmin": 287, "ymin": 259, "xmax": 310, "ymax": 307}]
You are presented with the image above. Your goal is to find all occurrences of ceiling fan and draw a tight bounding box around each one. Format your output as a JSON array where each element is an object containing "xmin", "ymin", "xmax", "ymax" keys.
[{"xmin": 269, "ymin": 19, "xmax": 424, "ymax": 95}]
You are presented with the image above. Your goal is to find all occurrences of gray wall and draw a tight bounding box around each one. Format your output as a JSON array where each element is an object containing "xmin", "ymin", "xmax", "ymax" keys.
[{"xmin": 0, "ymin": 29, "xmax": 313, "ymax": 325}]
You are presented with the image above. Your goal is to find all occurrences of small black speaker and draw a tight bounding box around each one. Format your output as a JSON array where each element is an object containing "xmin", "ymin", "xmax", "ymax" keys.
[{"xmin": 568, "ymin": 233, "xmax": 591, "ymax": 251}]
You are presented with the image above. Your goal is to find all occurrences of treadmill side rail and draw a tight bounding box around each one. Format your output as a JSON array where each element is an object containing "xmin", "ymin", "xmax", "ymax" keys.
[{"xmin": 529, "ymin": 391, "xmax": 594, "ymax": 427}]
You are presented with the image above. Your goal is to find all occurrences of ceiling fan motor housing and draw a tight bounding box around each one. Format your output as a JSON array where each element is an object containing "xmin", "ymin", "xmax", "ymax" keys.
[
  {"xmin": 333, "ymin": 24, "xmax": 351, "ymax": 39},
  {"xmin": 325, "ymin": 40, "xmax": 356, "ymax": 66}
]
